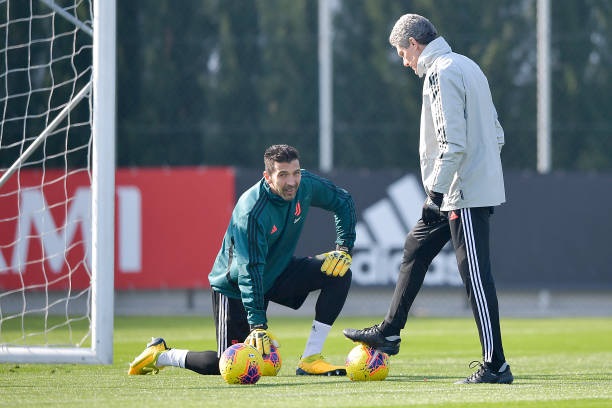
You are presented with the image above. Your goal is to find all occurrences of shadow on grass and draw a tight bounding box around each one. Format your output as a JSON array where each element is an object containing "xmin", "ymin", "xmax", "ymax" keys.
[{"xmin": 385, "ymin": 375, "xmax": 458, "ymax": 382}]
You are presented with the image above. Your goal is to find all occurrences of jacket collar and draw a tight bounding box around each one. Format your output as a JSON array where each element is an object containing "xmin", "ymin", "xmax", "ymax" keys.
[
  {"xmin": 416, "ymin": 36, "xmax": 452, "ymax": 78},
  {"xmin": 262, "ymin": 179, "xmax": 290, "ymax": 205}
]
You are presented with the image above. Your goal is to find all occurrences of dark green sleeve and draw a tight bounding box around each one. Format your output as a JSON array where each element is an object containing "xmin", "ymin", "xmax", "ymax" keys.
[
  {"xmin": 304, "ymin": 171, "xmax": 356, "ymax": 251},
  {"xmin": 233, "ymin": 206, "xmax": 268, "ymax": 326}
]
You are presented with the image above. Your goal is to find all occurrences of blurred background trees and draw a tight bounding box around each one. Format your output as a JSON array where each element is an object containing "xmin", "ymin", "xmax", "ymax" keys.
[{"xmin": 9, "ymin": 0, "xmax": 610, "ymax": 172}]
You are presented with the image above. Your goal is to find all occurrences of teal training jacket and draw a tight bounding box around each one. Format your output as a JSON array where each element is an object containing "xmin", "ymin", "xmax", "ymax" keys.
[{"xmin": 208, "ymin": 170, "xmax": 356, "ymax": 326}]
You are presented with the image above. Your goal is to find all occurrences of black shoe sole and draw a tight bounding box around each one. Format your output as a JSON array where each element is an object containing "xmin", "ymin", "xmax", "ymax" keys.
[
  {"xmin": 374, "ymin": 344, "xmax": 400, "ymax": 356},
  {"xmin": 455, "ymin": 370, "xmax": 514, "ymax": 384},
  {"xmin": 343, "ymin": 328, "xmax": 401, "ymax": 356},
  {"xmin": 498, "ymin": 372, "xmax": 514, "ymax": 384},
  {"xmin": 345, "ymin": 339, "xmax": 400, "ymax": 356}
]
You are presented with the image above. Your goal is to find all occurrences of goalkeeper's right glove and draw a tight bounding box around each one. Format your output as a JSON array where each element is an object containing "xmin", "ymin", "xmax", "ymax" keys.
[{"xmin": 245, "ymin": 324, "xmax": 280, "ymax": 356}]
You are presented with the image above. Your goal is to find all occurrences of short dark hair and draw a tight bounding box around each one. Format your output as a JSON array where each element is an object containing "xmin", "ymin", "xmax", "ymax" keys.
[{"xmin": 264, "ymin": 144, "xmax": 300, "ymax": 174}]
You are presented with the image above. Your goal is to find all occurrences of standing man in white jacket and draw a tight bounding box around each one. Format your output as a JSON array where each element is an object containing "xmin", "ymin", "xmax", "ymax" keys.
[{"xmin": 344, "ymin": 13, "xmax": 513, "ymax": 384}]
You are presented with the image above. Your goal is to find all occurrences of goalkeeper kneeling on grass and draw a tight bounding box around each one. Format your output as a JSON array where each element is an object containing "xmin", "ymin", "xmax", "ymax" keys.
[{"xmin": 128, "ymin": 144, "xmax": 356, "ymax": 377}]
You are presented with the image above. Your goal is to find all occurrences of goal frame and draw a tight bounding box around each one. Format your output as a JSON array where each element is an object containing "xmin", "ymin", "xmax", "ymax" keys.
[{"xmin": 0, "ymin": 0, "xmax": 116, "ymax": 364}]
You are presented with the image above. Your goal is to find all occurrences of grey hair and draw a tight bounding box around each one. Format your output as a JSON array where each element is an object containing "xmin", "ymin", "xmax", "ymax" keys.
[{"xmin": 389, "ymin": 14, "xmax": 438, "ymax": 47}]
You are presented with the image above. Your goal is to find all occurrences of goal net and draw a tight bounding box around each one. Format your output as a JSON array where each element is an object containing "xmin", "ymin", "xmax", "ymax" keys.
[{"xmin": 0, "ymin": 0, "xmax": 115, "ymax": 364}]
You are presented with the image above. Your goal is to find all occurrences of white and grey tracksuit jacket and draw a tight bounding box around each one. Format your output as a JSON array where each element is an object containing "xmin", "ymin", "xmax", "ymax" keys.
[{"xmin": 417, "ymin": 36, "xmax": 506, "ymax": 211}]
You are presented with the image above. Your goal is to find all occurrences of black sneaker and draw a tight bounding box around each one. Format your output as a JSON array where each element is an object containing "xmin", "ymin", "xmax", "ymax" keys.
[
  {"xmin": 342, "ymin": 324, "xmax": 401, "ymax": 355},
  {"xmin": 455, "ymin": 361, "xmax": 514, "ymax": 384}
]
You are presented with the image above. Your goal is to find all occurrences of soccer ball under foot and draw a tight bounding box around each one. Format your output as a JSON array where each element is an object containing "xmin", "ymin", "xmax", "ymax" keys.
[{"xmin": 345, "ymin": 344, "xmax": 390, "ymax": 381}]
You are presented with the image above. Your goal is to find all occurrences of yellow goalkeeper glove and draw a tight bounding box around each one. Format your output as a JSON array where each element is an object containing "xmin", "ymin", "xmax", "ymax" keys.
[
  {"xmin": 245, "ymin": 325, "xmax": 280, "ymax": 356},
  {"xmin": 316, "ymin": 246, "xmax": 352, "ymax": 277}
]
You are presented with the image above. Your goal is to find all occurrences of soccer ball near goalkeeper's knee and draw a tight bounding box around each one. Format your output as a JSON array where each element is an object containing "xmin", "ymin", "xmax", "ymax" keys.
[
  {"xmin": 260, "ymin": 344, "xmax": 282, "ymax": 376},
  {"xmin": 219, "ymin": 343, "xmax": 263, "ymax": 384},
  {"xmin": 345, "ymin": 344, "xmax": 390, "ymax": 381}
]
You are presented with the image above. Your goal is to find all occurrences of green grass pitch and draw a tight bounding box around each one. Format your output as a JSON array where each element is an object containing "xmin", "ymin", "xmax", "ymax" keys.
[{"xmin": 1, "ymin": 316, "xmax": 611, "ymax": 407}]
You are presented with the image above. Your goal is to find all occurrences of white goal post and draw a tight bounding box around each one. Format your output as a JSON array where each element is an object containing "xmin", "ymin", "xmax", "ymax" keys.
[{"xmin": 0, "ymin": 0, "xmax": 115, "ymax": 364}]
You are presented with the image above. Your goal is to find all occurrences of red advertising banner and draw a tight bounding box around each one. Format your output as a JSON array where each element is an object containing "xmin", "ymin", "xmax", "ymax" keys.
[{"xmin": 0, "ymin": 167, "xmax": 234, "ymax": 290}]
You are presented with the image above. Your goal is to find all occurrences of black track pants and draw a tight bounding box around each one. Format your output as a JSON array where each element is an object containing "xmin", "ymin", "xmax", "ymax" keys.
[
  {"xmin": 213, "ymin": 256, "xmax": 352, "ymax": 355},
  {"xmin": 383, "ymin": 207, "xmax": 507, "ymax": 368}
]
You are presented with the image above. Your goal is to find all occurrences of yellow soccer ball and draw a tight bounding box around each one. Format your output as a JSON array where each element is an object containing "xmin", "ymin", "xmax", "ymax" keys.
[
  {"xmin": 345, "ymin": 344, "xmax": 390, "ymax": 381},
  {"xmin": 260, "ymin": 344, "xmax": 282, "ymax": 376},
  {"xmin": 219, "ymin": 343, "xmax": 263, "ymax": 384}
]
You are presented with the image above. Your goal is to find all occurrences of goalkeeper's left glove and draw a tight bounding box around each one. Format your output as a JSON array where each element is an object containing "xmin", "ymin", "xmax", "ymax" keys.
[
  {"xmin": 245, "ymin": 324, "xmax": 280, "ymax": 356},
  {"xmin": 315, "ymin": 245, "xmax": 352, "ymax": 277}
]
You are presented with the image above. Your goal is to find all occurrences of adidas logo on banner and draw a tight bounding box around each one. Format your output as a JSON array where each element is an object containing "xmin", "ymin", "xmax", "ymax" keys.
[{"xmin": 352, "ymin": 174, "xmax": 462, "ymax": 287}]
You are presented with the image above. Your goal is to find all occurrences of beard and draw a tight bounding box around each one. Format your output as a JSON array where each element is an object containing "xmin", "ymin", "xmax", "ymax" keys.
[{"xmin": 280, "ymin": 185, "xmax": 297, "ymax": 200}]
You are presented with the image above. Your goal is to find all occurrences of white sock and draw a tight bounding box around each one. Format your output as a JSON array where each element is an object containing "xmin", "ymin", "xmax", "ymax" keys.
[
  {"xmin": 156, "ymin": 348, "xmax": 188, "ymax": 368},
  {"xmin": 302, "ymin": 320, "xmax": 331, "ymax": 358}
]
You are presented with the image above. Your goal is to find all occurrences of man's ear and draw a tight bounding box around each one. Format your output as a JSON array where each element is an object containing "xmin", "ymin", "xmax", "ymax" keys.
[{"xmin": 263, "ymin": 170, "xmax": 270, "ymax": 184}]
